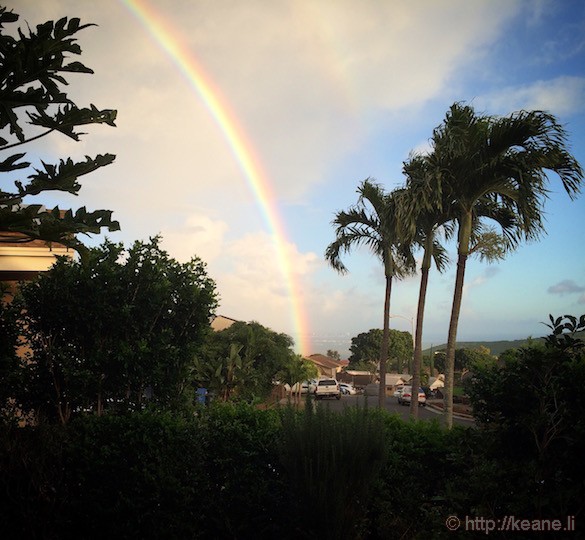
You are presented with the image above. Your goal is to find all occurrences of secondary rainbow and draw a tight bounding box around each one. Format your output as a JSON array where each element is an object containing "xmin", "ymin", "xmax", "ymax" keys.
[{"xmin": 121, "ymin": 0, "xmax": 310, "ymax": 354}]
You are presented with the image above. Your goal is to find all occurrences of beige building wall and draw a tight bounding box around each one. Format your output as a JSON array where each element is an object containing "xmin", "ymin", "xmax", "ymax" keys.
[
  {"xmin": 0, "ymin": 234, "xmax": 74, "ymax": 301},
  {"xmin": 210, "ymin": 315, "xmax": 239, "ymax": 332}
]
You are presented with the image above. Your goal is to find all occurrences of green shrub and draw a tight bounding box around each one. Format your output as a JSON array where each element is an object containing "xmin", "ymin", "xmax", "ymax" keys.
[
  {"xmin": 278, "ymin": 403, "xmax": 386, "ymax": 539},
  {"xmin": 0, "ymin": 422, "xmax": 68, "ymax": 539},
  {"xmin": 193, "ymin": 402, "xmax": 286, "ymax": 538},
  {"xmin": 60, "ymin": 411, "xmax": 205, "ymax": 538},
  {"xmin": 2, "ymin": 391, "xmax": 582, "ymax": 538},
  {"xmin": 368, "ymin": 417, "xmax": 477, "ymax": 539}
]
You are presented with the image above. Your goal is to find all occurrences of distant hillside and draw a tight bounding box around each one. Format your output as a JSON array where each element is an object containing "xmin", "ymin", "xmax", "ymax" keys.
[{"xmin": 423, "ymin": 330, "xmax": 585, "ymax": 357}]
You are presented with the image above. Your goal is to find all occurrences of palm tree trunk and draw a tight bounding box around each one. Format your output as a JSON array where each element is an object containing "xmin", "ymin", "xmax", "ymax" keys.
[
  {"xmin": 410, "ymin": 241, "xmax": 432, "ymax": 419},
  {"xmin": 444, "ymin": 214, "xmax": 472, "ymax": 428},
  {"xmin": 379, "ymin": 271, "xmax": 393, "ymax": 408}
]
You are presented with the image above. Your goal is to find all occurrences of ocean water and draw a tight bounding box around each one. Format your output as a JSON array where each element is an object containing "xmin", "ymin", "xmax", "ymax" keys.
[{"xmin": 297, "ymin": 334, "xmax": 353, "ymax": 359}]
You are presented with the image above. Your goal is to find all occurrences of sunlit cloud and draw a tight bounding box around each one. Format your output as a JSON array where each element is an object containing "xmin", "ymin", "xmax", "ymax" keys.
[
  {"xmin": 464, "ymin": 267, "xmax": 501, "ymax": 293},
  {"xmin": 212, "ymin": 231, "xmax": 319, "ymax": 331},
  {"xmin": 161, "ymin": 214, "xmax": 229, "ymax": 264},
  {"xmin": 10, "ymin": 0, "xmax": 584, "ymax": 351}
]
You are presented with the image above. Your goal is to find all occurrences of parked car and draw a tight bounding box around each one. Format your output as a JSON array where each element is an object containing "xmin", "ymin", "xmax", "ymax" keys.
[
  {"xmin": 397, "ymin": 385, "xmax": 427, "ymax": 406},
  {"xmin": 290, "ymin": 381, "xmax": 309, "ymax": 394},
  {"xmin": 393, "ymin": 386, "xmax": 405, "ymax": 399},
  {"xmin": 314, "ymin": 378, "xmax": 341, "ymax": 400},
  {"xmin": 338, "ymin": 382, "xmax": 357, "ymax": 395},
  {"xmin": 290, "ymin": 379, "xmax": 318, "ymax": 394}
]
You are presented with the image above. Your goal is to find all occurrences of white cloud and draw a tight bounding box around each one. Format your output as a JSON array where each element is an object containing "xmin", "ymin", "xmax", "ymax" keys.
[
  {"xmin": 13, "ymin": 0, "xmax": 525, "ymax": 207},
  {"xmin": 11, "ymin": 0, "xmax": 576, "ymax": 352},
  {"xmin": 161, "ymin": 214, "xmax": 229, "ymax": 264},
  {"xmin": 477, "ymin": 76, "xmax": 585, "ymax": 116},
  {"xmin": 547, "ymin": 279, "xmax": 585, "ymax": 296},
  {"xmin": 213, "ymin": 231, "xmax": 319, "ymax": 332},
  {"xmin": 464, "ymin": 267, "xmax": 501, "ymax": 293},
  {"xmin": 320, "ymin": 289, "xmax": 347, "ymax": 315}
]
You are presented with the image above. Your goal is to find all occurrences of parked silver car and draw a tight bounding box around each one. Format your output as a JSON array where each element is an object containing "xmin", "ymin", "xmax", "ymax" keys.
[
  {"xmin": 338, "ymin": 382, "xmax": 357, "ymax": 395},
  {"xmin": 393, "ymin": 386, "xmax": 405, "ymax": 399},
  {"xmin": 397, "ymin": 385, "xmax": 426, "ymax": 406}
]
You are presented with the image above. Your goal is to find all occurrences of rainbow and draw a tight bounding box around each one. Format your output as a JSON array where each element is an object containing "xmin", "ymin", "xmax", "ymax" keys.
[{"xmin": 121, "ymin": 0, "xmax": 311, "ymax": 354}]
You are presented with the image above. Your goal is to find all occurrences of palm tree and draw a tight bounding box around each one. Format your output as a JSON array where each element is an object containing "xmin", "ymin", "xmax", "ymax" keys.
[
  {"xmin": 428, "ymin": 103, "xmax": 583, "ymax": 428},
  {"xmin": 325, "ymin": 179, "xmax": 415, "ymax": 408},
  {"xmin": 399, "ymin": 157, "xmax": 453, "ymax": 418}
]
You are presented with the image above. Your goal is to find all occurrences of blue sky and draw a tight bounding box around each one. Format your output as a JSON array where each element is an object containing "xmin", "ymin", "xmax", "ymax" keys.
[{"xmin": 9, "ymin": 0, "xmax": 585, "ymax": 357}]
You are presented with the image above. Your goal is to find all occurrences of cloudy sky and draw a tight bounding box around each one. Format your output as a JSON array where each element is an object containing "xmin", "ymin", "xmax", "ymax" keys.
[{"xmin": 9, "ymin": 0, "xmax": 585, "ymax": 357}]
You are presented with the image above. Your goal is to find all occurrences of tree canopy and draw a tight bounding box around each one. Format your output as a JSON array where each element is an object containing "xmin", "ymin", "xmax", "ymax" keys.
[
  {"xmin": 0, "ymin": 7, "xmax": 118, "ymax": 253},
  {"xmin": 433, "ymin": 347, "xmax": 495, "ymax": 374},
  {"xmin": 349, "ymin": 328, "xmax": 413, "ymax": 373},
  {"xmin": 194, "ymin": 320, "xmax": 296, "ymax": 401},
  {"xmin": 3, "ymin": 237, "xmax": 218, "ymax": 423}
]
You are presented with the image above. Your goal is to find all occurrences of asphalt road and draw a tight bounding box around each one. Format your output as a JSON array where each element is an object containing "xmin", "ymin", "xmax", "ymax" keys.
[{"xmin": 314, "ymin": 394, "xmax": 475, "ymax": 428}]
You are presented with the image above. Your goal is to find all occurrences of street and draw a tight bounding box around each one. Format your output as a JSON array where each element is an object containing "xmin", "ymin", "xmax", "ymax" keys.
[{"xmin": 314, "ymin": 394, "xmax": 475, "ymax": 427}]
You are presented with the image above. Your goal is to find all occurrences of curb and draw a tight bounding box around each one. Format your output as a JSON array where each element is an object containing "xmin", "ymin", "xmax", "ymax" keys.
[{"xmin": 425, "ymin": 403, "xmax": 475, "ymax": 422}]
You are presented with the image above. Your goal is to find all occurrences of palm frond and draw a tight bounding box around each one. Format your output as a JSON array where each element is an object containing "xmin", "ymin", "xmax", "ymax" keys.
[{"xmin": 325, "ymin": 179, "xmax": 416, "ymax": 280}]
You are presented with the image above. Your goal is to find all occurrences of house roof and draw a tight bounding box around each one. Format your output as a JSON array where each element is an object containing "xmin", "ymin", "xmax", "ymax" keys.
[
  {"xmin": 429, "ymin": 375, "xmax": 445, "ymax": 389},
  {"xmin": 306, "ymin": 354, "xmax": 345, "ymax": 370},
  {"xmin": 0, "ymin": 231, "xmax": 73, "ymax": 277},
  {"xmin": 344, "ymin": 370, "xmax": 373, "ymax": 376},
  {"xmin": 385, "ymin": 373, "xmax": 410, "ymax": 386}
]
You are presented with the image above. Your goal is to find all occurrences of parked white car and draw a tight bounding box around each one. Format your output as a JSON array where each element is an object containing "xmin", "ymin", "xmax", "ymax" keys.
[
  {"xmin": 314, "ymin": 378, "xmax": 341, "ymax": 400},
  {"xmin": 397, "ymin": 386, "xmax": 427, "ymax": 406},
  {"xmin": 338, "ymin": 382, "xmax": 357, "ymax": 395},
  {"xmin": 290, "ymin": 379, "xmax": 318, "ymax": 394}
]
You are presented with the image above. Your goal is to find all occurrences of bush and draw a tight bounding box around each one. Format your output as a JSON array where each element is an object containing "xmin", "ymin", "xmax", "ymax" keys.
[
  {"xmin": 193, "ymin": 402, "xmax": 286, "ymax": 538},
  {"xmin": 2, "ymin": 392, "xmax": 582, "ymax": 538},
  {"xmin": 368, "ymin": 417, "xmax": 477, "ymax": 539},
  {"xmin": 279, "ymin": 403, "xmax": 386, "ymax": 538},
  {"xmin": 60, "ymin": 412, "xmax": 205, "ymax": 538},
  {"xmin": 0, "ymin": 422, "xmax": 68, "ymax": 539},
  {"xmin": 0, "ymin": 405, "xmax": 286, "ymax": 539},
  {"xmin": 466, "ymin": 315, "xmax": 585, "ymax": 521}
]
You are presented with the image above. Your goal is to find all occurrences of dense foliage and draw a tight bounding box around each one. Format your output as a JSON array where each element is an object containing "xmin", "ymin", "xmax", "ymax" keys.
[
  {"xmin": 0, "ymin": 405, "xmax": 284, "ymax": 539},
  {"xmin": 0, "ymin": 7, "xmax": 118, "ymax": 251},
  {"xmin": 2, "ymin": 237, "xmax": 218, "ymax": 423},
  {"xmin": 0, "ymin": 285, "xmax": 19, "ymax": 405},
  {"xmin": 466, "ymin": 314, "xmax": 585, "ymax": 519},
  {"xmin": 433, "ymin": 346, "xmax": 495, "ymax": 375},
  {"xmin": 194, "ymin": 320, "xmax": 301, "ymax": 401},
  {"xmin": 2, "ymin": 312, "xmax": 584, "ymax": 537},
  {"xmin": 349, "ymin": 327, "xmax": 413, "ymax": 372},
  {"xmin": 279, "ymin": 404, "xmax": 387, "ymax": 537},
  {"xmin": 3, "ymin": 392, "xmax": 582, "ymax": 539}
]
